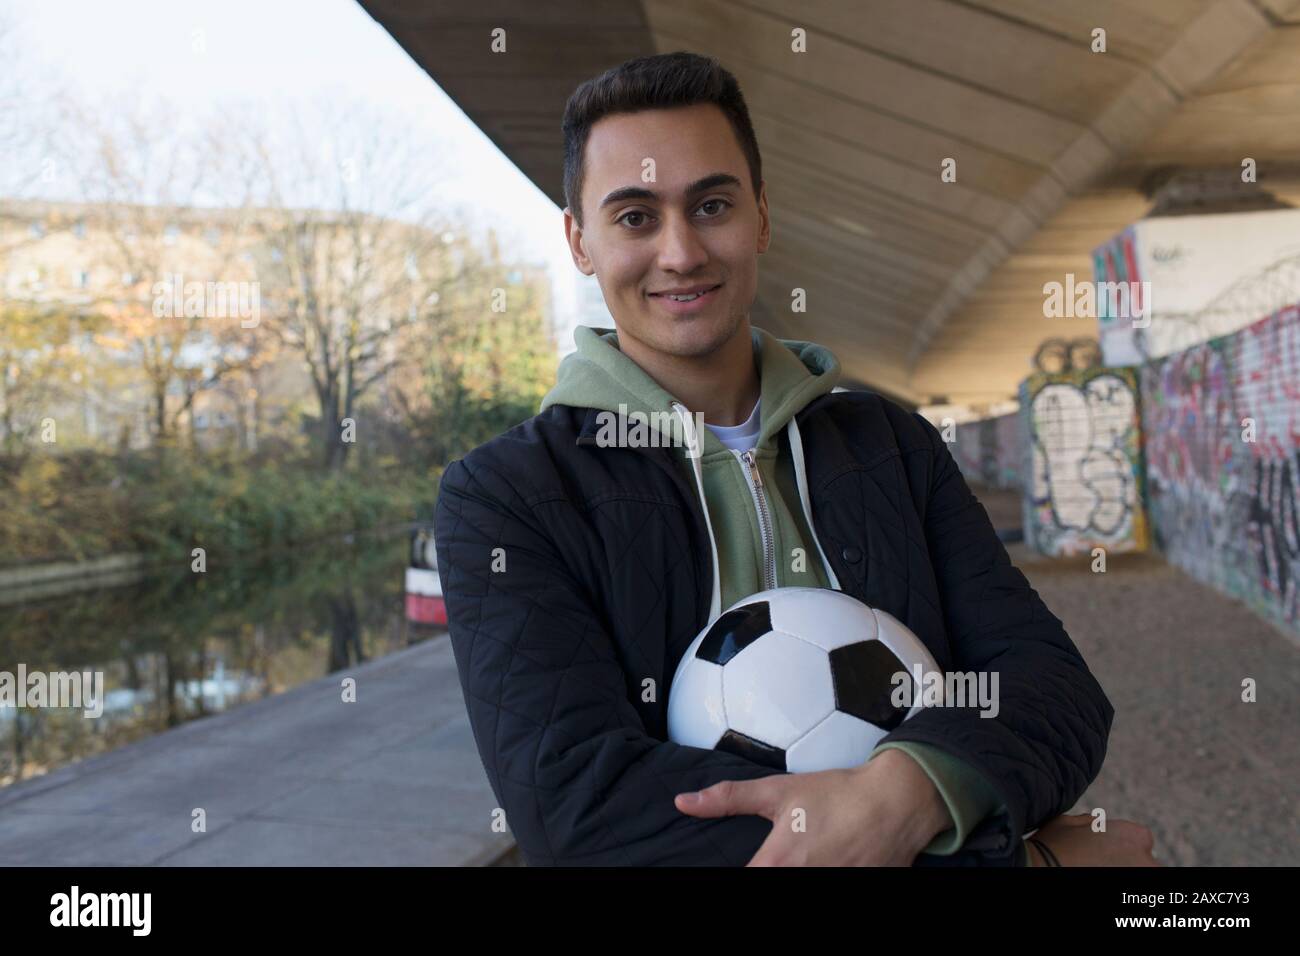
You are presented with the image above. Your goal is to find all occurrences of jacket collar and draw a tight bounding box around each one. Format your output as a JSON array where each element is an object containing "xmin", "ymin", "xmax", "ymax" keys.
[{"xmin": 576, "ymin": 406, "xmax": 604, "ymax": 447}]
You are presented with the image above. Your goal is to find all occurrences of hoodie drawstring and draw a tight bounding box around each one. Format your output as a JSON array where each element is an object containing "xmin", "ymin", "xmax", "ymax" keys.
[
  {"xmin": 672, "ymin": 402, "xmax": 723, "ymax": 624},
  {"xmin": 673, "ymin": 403, "xmax": 843, "ymax": 628},
  {"xmin": 787, "ymin": 416, "xmax": 842, "ymax": 591}
]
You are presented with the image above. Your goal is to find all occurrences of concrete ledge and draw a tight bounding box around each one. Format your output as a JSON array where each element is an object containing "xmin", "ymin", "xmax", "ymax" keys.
[{"xmin": 0, "ymin": 553, "xmax": 146, "ymax": 606}]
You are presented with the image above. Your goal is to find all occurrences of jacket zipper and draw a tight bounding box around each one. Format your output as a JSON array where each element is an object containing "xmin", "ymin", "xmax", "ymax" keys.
[{"xmin": 735, "ymin": 449, "xmax": 777, "ymax": 591}]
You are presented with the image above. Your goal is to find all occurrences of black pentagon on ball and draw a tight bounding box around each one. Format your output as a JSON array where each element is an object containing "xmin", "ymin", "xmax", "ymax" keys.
[
  {"xmin": 714, "ymin": 728, "xmax": 787, "ymax": 771},
  {"xmin": 829, "ymin": 640, "xmax": 912, "ymax": 730},
  {"xmin": 695, "ymin": 602, "xmax": 773, "ymax": 665}
]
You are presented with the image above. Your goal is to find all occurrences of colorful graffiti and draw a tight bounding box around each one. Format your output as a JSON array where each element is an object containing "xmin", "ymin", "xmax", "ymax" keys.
[
  {"xmin": 1020, "ymin": 367, "xmax": 1148, "ymax": 556},
  {"xmin": 952, "ymin": 336, "xmax": 1106, "ymax": 492},
  {"xmin": 945, "ymin": 289, "xmax": 1300, "ymax": 635},
  {"xmin": 1141, "ymin": 303, "xmax": 1300, "ymax": 633},
  {"xmin": 953, "ymin": 413, "xmax": 1022, "ymax": 490},
  {"xmin": 1093, "ymin": 210, "xmax": 1300, "ymax": 366}
]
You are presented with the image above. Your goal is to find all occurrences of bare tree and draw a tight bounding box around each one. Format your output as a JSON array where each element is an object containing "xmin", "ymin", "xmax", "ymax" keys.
[
  {"xmin": 71, "ymin": 103, "xmax": 259, "ymax": 447},
  {"xmin": 229, "ymin": 102, "xmax": 465, "ymax": 469},
  {"xmin": 0, "ymin": 12, "xmax": 57, "ymax": 198}
]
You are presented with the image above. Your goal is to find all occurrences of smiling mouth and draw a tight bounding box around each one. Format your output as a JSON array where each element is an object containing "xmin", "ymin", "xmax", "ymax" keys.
[{"xmin": 648, "ymin": 283, "xmax": 723, "ymax": 302}]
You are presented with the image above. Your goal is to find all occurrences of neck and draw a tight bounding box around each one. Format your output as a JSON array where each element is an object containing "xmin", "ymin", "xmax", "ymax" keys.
[{"xmin": 618, "ymin": 322, "xmax": 760, "ymax": 426}]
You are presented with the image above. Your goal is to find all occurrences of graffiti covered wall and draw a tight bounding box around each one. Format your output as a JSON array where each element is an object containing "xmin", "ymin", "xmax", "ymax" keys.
[
  {"xmin": 953, "ymin": 412, "xmax": 1022, "ymax": 490},
  {"xmin": 1093, "ymin": 209, "xmax": 1300, "ymax": 366},
  {"xmin": 1141, "ymin": 302, "xmax": 1300, "ymax": 634},
  {"xmin": 1020, "ymin": 367, "xmax": 1148, "ymax": 556}
]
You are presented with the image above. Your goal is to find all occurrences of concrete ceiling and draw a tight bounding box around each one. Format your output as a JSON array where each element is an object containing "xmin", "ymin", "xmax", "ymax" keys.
[{"xmin": 358, "ymin": 0, "xmax": 1300, "ymax": 407}]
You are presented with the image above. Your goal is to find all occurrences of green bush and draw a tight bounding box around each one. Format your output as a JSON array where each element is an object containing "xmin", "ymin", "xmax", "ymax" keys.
[
  {"xmin": 0, "ymin": 451, "xmax": 435, "ymax": 567},
  {"xmin": 129, "ymin": 458, "xmax": 431, "ymax": 562}
]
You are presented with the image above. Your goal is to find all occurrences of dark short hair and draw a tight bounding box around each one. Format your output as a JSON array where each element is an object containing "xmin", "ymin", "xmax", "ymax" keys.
[{"xmin": 561, "ymin": 51, "xmax": 763, "ymax": 228}]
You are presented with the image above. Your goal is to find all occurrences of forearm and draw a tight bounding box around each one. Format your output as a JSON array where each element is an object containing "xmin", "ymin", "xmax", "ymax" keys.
[
  {"xmin": 853, "ymin": 747, "xmax": 954, "ymax": 857},
  {"xmin": 874, "ymin": 741, "xmax": 1004, "ymax": 854}
]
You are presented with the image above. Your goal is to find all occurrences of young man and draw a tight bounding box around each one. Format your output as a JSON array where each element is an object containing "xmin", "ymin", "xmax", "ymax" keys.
[{"xmin": 435, "ymin": 52, "xmax": 1154, "ymax": 867}]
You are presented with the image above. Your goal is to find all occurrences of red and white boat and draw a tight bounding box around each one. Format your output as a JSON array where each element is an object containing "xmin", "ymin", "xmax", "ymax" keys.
[{"xmin": 405, "ymin": 527, "xmax": 447, "ymax": 626}]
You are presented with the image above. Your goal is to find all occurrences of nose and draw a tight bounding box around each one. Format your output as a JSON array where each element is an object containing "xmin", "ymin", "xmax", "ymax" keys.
[{"xmin": 655, "ymin": 210, "xmax": 709, "ymax": 276}]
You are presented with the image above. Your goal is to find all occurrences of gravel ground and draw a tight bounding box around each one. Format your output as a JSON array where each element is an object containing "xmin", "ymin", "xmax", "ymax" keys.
[{"xmin": 972, "ymin": 486, "xmax": 1300, "ymax": 866}]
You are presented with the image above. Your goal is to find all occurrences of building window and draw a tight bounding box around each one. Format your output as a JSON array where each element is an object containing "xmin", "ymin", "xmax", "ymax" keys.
[
  {"xmin": 29, "ymin": 221, "xmax": 46, "ymax": 239},
  {"xmin": 204, "ymin": 227, "xmax": 221, "ymax": 246},
  {"xmin": 121, "ymin": 272, "xmax": 135, "ymax": 286},
  {"xmin": 74, "ymin": 268, "xmax": 90, "ymax": 289},
  {"xmin": 73, "ymin": 219, "xmax": 87, "ymax": 239}
]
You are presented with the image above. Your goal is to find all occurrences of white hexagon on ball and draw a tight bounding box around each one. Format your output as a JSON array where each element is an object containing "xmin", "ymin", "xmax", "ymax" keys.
[
  {"xmin": 766, "ymin": 587, "xmax": 879, "ymax": 651},
  {"xmin": 665, "ymin": 655, "xmax": 728, "ymax": 750},
  {"xmin": 721, "ymin": 629, "xmax": 834, "ymax": 750},
  {"xmin": 786, "ymin": 709, "xmax": 886, "ymax": 772}
]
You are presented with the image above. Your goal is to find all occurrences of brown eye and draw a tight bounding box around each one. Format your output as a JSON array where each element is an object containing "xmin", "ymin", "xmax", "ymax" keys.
[
  {"xmin": 618, "ymin": 211, "xmax": 649, "ymax": 229},
  {"xmin": 698, "ymin": 199, "xmax": 730, "ymax": 216}
]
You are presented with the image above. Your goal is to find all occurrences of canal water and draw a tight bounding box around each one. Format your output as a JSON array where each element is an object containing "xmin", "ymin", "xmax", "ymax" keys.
[{"xmin": 0, "ymin": 536, "xmax": 444, "ymax": 788}]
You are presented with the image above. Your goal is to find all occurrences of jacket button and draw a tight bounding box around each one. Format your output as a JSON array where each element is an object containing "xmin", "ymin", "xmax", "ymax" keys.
[{"xmin": 841, "ymin": 546, "xmax": 862, "ymax": 563}]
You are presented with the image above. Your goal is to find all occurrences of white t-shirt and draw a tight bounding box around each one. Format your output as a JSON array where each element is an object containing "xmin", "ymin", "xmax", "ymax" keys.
[{"xmin": 704, "ymin": 398, "xmax": 760, "ymax": 452}]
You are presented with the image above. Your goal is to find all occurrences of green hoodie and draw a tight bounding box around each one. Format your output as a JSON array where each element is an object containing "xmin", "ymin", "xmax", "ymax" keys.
[{"xmin": 540, "ymin": 324, "xmax": 1024, "ymax": 864}]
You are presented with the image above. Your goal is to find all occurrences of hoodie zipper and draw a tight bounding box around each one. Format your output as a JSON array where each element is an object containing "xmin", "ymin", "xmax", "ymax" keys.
[{"xmin": 735, "ymin": 449, "xmax": 778, "ymax": 591}]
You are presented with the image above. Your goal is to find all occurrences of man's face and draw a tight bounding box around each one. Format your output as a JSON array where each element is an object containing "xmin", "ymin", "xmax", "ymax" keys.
[{"xmin": 565, "ymin": 103, "xmax": 770, "ymax": 360}]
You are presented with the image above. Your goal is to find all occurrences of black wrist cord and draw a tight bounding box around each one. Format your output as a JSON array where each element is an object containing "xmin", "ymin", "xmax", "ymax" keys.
[{"xmin": 1028, "ymin": 836, "xmax": 1061, "ymax": 867}]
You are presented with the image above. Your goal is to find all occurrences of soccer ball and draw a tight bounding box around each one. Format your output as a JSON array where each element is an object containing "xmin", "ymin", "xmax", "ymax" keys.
[{"xmin": 667, "ymin": 587, "xmax": 939, "ymax": 773}]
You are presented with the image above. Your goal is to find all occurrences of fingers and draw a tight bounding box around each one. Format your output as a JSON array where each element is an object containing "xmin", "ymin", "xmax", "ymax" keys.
[
  {"xmin": 675, "ymin": 777, "xmax": 781, "ymax": 819},
  {"xmin": 1115, "ymin": 820, "xmax": 1160, "ymax": 865}
]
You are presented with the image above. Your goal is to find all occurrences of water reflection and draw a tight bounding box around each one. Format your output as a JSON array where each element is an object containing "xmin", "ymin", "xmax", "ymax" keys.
[{"xmin": 0, "ymin": 537, "xmax": 437, "ymax": 787}]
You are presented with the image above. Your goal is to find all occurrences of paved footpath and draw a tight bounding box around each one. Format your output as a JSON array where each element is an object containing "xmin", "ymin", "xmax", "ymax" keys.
[
  {"xmin": 0, "ymin": 636, "xmax": 515, "ymax": 866},
  {"xmin": 979, "ymin": 485, "xmax": 1300, "ymax": 866}
]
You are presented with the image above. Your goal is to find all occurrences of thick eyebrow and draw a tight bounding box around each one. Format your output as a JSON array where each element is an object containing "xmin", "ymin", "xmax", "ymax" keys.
[{"xmin": 598, "ymin": 172, "xmax": 743, "ymax": 210}]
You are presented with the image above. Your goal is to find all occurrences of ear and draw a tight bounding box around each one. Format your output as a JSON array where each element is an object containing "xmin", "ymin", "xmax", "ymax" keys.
[
  {"xmin": 563, "ymin": 206, "xmax": 595, "ymax": 276},
  {"xmin": 755, "ymin": 180, "xmax": 771, "ymax": 255}
]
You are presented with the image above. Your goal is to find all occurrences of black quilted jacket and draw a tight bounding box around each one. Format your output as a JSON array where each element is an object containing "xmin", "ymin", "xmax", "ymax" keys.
[{"xmin": 434, "ymin": 390, "xmax": 1114, "ymax": 866}]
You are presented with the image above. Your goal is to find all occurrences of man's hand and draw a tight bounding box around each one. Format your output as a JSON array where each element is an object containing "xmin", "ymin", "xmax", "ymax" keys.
[
  {"xmin": 1026, "ymin": 813, "xmax": 1162, "ymax": 866},
  {"xmin": 674, "ymin": 748, "xmax": 954, "ymax": 865}
]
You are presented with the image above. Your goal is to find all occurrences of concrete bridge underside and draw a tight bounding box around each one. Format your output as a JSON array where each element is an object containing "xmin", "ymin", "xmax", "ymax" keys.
[{"xmin": 360, "ymin": 0, "xmax": 1300, "ymax": 409}]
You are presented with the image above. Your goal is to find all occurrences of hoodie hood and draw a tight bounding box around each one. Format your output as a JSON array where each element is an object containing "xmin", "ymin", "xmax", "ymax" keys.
[
  {"xmin": 540, "ymin": 324, "xmax": 844, "ymax": 625},
  {"xmin": 539, "ymin": 324, "xmax": 841, "ymax": 456}
]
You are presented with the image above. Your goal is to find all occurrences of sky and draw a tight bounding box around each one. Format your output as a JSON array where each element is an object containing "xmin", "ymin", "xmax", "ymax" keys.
[{"xmin": 2, "ymin": 0, "xmax": 602, "ymax": 350}]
